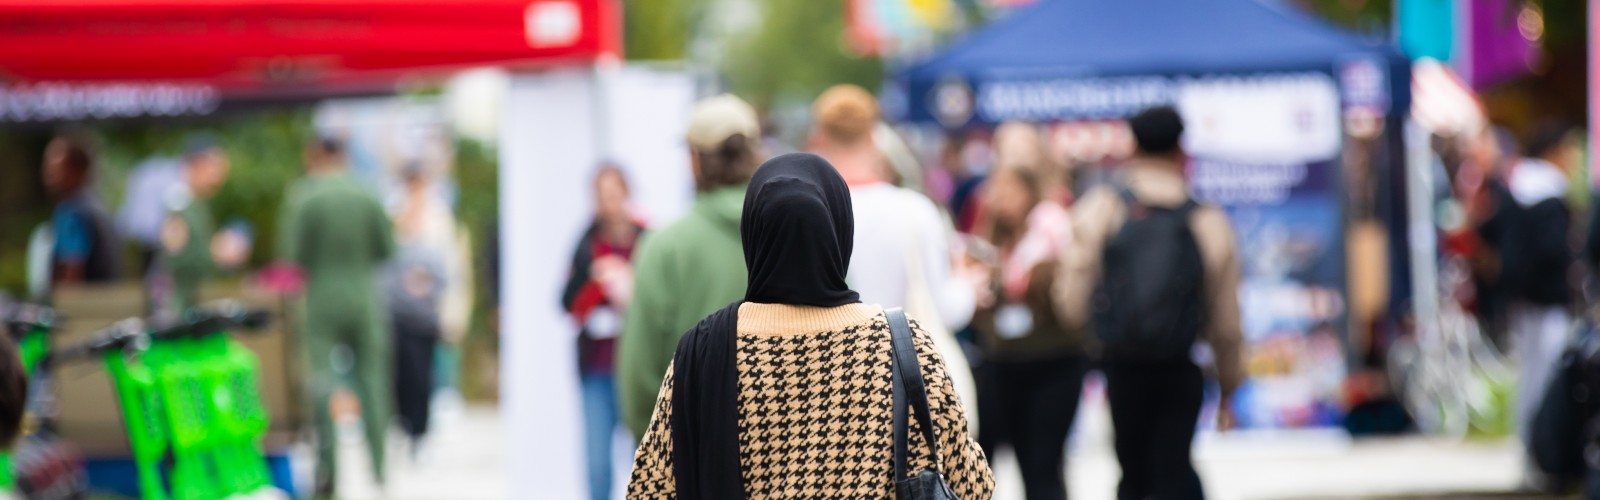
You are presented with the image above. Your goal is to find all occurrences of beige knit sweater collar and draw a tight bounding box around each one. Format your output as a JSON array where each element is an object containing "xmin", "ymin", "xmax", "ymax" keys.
[{"xmin": 736, "ymin": 303, "xmax": 884, "ymax": 337}]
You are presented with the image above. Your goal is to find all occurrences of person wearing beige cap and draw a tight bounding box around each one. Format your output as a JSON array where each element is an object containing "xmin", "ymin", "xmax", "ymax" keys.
[{"xmin": 617, "ymin": 94, "xmax": 766, "ymax": 441}]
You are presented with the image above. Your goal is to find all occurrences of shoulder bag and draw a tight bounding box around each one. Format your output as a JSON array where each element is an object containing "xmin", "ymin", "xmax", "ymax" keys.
[{"xmin": 886, "ymin": 307, "xmax": 959, "ymax": 500}]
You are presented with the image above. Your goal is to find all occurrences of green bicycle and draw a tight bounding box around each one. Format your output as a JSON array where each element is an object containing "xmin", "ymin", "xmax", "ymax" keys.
[{"xmin": 50, "ymin": 301, "xmax": 276, "ymax": 500}]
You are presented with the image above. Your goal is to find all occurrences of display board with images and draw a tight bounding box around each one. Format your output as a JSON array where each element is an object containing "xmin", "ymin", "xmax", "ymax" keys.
[{"xmin": 1042, "ymin": 73, "xmax": 1351, "ymax": 428}]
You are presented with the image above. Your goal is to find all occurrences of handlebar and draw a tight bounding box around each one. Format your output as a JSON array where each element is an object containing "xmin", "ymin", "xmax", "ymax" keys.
[
  {"xmin": 4, "ymin": 303, "xmax": 61, "ymax": 338},
  {"xmin": 49, "ymin": 318, "xmax": 145, "ymax": 363},
  {"xmin": 154, "ymin": 301, "xmax": 273, "ymax": 340},
  {"xmin": 49, "ymin": 301, "xmax": 273, "ymax": 365}
]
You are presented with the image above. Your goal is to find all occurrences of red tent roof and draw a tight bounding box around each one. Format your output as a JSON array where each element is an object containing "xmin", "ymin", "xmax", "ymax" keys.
[{"xmin": 0, "ymin": 0, "xmax": 618, "ymax": 91}]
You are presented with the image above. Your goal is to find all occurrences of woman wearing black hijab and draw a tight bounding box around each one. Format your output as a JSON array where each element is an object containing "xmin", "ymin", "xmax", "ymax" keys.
[{"xmin": 627, "ymin": 153, "xmax": 993, "ymax": 499}]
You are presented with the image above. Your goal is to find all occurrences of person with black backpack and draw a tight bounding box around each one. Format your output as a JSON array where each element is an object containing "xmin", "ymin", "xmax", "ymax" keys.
[
  {"xmin": 1056, "ymin": 106, "xmax": 1242, "ymax": 500},
  {"xmin": 39, "ymin": 133, "xmax": 121, "ymax": 287}
]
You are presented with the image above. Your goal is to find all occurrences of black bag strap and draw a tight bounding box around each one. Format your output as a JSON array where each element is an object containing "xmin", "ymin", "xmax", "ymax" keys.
[
  {"xmin": 1118, "ymin": 184, "xmax": 1198, "ymax": 218},
  {"xmin": 1116, "ymin": 184, "xmax": 1139, "ymax": 207},
  {"xmin": 1177, "ymin": 198, "xmax": 1199, "ymax": 217},
  {"xmin": 1113, "ymin": 184, "xmax": 1146, "ymax": 233},
  {"xmin": 887, "ymin": 307, "xmax": 940, "ymax": 481}
]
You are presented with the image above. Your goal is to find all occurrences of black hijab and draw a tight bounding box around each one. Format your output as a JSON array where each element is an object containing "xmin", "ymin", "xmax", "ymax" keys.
[{"xmin": 671, "ymin": 153, "xmax": 860, "ymax": 499}]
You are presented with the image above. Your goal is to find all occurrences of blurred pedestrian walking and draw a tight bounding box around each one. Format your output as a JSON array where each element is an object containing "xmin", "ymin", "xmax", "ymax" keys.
[
  {"xmin": 971, "ymin": 122, "xmax": 1087, "ymax": 500},
  {"xmin": 158, "ymin": 134, "xmax": 232, "ymax": 312},
  {"xmin": 386, "ymin": 162, "xmax": 453, "ymax": 463},
  {"xmin": 1501, "ymin": 123, "xmax": 1577, "ymax": 426},
  {"xmin": 808, "ymin": 84, "xmax": 982, "ymax": 424},
  {"xmin": 116, "ymin": 155, "xmax": 183, "ymax": 277},
  {"xmin": 1462, "ymin": 126, "xmax": 1518, "ymax": 347},
  {"xmin": 39, "ymin": 133, "xmax": 120, "ymax": 287},
  {"xmin": 1497, "ymin": 122, "xmax": 1581, "ymax": 489},
  {"xmin": 1060, "ymin": 106, "xmax": 1243, "ymax": 500},
  {"xmin": 627, "ymin": 153, "xmax": 994, "ymax": 499},
  {"xmin": 562, "ymin": 164, "xmax": 644, "ymax": 500},
  {"xmin": 281, "ymin": 135, "xmax": 396, "ymax": 498},
  {"xmin": 618, "ymin": 95, "xmax": 764, "ymax": 441}
]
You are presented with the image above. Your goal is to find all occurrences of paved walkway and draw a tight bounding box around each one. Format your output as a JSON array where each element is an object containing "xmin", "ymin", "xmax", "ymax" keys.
[
  {"xmin": 325, "ymin": 403, "xmax": 509, "ymax": 499},
  {"xmin": 997, "ymin": 394, "xmax": 1524, "ymax": 500},
  {"xmin": 321, "ymin": 402, "xmax": 1526, "ymax": 500}
]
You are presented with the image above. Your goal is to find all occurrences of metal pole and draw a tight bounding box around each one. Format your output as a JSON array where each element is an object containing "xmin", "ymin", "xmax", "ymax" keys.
[{"xmin": 1404, "ymin": 120, "xmax": 1440, "ymax": 341}]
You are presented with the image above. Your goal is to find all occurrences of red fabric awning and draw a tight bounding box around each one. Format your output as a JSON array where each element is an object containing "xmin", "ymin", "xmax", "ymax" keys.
[{"xmin": 0, "ymin": 0, "xmax": 618, "ymax": 91}]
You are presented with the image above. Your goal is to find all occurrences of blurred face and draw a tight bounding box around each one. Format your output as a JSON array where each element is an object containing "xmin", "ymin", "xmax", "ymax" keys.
[
  {"xmin": 41, "ymin": 140, "xmax": 85, "ymax": 198},
  {"xmin": 984, "ymin": 168, "xmax": 1035, "ymax": 226},
  {"xmin": 303, "ymin": 145, "xmax": 341, "ymax": 173},
  {"xmin": 595, "ymin": 170, "xmax": 631, "ymax": 225},
  {"xmin": 1465, "ymin": 129, "xmax": 1501, "ymax": 169},
  {"xmin": 186, "ymin": 149, "xmax": 230, "ymax": 198},
  {"xmin": 1552, "ymin": 136, "xmax": 1583, "ymax": 173}
]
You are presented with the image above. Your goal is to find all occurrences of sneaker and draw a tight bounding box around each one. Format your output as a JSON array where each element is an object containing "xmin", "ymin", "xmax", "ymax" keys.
[{"xmin": 409, "ymin": 435, "xmax": 434, "ymax": 467}]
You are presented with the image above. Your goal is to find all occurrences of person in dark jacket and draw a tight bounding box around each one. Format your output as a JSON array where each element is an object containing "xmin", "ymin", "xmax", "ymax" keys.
[
  {"xmin": 1501, "ymin": 123, "xmax": 1580, "ymax": 486},
  {"xmin": 562, "ymin": 164, "xmax": 644, "ymax": 500},
  {"xmin": 1465, "ymin": 126, "xmax": 1517, "ymax": 346}
]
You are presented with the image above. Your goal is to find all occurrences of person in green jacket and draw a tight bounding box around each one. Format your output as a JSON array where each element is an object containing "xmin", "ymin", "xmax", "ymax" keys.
[
  {"xmin": 618, "ymin": 95, "xmax": 766, "ymax": 438},
  {"xmin": 158, "ymin": 135, "xmax": 231, "ymax": 313},
  {"xmin": 282, "ymin": 136, "xmax": 395, "ymax": 498}
]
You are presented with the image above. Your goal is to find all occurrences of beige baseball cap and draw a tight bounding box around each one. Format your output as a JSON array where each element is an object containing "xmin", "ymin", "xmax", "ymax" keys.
[{"xmin": 687, "ymin": 94, "xmax": 761, "ymax": 152}]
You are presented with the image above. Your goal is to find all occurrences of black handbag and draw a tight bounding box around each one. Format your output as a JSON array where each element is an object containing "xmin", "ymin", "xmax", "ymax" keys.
[{"xmin": 887, "ymin": 307, "xmax": 960, "ymax": 500}]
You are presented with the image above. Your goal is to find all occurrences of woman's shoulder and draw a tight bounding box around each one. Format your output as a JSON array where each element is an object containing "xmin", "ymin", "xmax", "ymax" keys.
[{"xmin": 881, "ymin": 308, "xmax": 939, "ymax": 343}]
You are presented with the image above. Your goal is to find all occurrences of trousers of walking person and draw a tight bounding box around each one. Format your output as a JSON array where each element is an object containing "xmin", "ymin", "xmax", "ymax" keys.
[
  {"xmin": 977, "ymin": 355, "xmax": 1089, "ymax": 500},
  {"xmin": 1104, "ymin": 359, "xmax": 1206, "ymax": 500},
  {"xmin": 385, "ymin": 241, "xmax": 449, "ymax": 459}
]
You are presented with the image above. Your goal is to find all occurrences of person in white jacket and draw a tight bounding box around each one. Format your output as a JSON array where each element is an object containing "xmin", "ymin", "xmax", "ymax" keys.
[{"xmin": 808, "ymin": 84, "xmax": 983, "ymax": 419}]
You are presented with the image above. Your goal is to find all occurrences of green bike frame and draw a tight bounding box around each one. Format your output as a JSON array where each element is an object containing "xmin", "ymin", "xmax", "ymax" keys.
[{"xmin": 102, "ymin": 321, "xmax": 275, "ymax": 499}]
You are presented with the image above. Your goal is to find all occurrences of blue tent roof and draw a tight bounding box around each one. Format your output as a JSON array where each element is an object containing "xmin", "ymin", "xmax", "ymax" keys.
[{"xmin": 893, "ymin": 0, "xmax": 1409, "ymax": 126}]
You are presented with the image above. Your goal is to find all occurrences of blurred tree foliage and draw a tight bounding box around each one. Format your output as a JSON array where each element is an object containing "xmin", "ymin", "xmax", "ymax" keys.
[
  {"xmin": 622, "ymin": 0, "xmax": 706, "ymax": 60},
  {"xmin": 0, "ymin": 111, "xmax": 314, "ymax": 296},
  {"xmin": 451, "ymin": 138, "xmax": 500, "ymax": 401},
  {"xmin": 0, "ymin": 133, "xmax": 47, "ymax": 297},
  {"xmin": 1298, "ymin": 0, "xmax": 1393, "ymax": 38},
  {"xmin": 722, "ymin": 0, "xmax": 884, "ymax": 110},
  {"xmin": 94, "ymin": 109, "xmax": 314, "ymax": 271}
]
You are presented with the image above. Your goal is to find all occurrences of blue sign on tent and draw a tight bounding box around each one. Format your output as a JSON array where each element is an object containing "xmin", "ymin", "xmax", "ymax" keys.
[{"xmin": 892, "ymin": 0, "xmax": 1409, "ymax": 127}]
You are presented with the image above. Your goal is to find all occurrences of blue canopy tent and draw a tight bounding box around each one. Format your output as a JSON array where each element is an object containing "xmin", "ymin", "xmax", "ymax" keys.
[
  {"xmin": 892, "ymin": 0, "xmax": 1410, "ymax": 126},
  {"xmin": 892, "ymin": 0, "xmax": 1416, "ymax": 429}
]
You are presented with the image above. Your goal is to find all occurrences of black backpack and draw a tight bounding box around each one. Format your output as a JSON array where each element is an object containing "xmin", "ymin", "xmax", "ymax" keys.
[
  {"xmin": 1093, "ymin": 187, "xmax": 1206, "ymax": 361},
  {"xmin": 1528, "ymin": 327, "xmax": 1600, "ymax": 481}
]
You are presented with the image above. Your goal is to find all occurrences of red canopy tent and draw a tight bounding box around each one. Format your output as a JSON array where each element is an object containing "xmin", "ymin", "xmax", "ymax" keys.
[{"xmin": 0, "ymin": 0, "xmax": 619, "ymax": 119}]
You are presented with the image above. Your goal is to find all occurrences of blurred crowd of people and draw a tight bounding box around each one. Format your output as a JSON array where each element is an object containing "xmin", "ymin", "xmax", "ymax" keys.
[
  {"xmin": 25, "ymin": 128, "xmax": 475, "ymax": 499},
  {"xmin": 1433, "ymin": 119, "xmax": 1600, "ymax": 493},
  {"xmin": 562, "ymin": 87, "xmax": 1247, "ymax": 500}
]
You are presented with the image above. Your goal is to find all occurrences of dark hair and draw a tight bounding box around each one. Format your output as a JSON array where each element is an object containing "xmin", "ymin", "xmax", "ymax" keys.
[
  {"xmin": 1524, "ymin": 121, "xmax": 1573, "ymax": 160},
  {"xmin": 694, "ymin": 134, "xmax": 761, "ymax": 191},
  {"xmin": 1129, "ymin": 106, "xmax": 1185, "ymax": 155},
  {"xmin": 51, "ymin": 135, "xmax": 94, "ymax": 173},
  {"xmin": 182, "ymin": 132, "xmax": 223, "ymax": 160},
  {"xmin": 594, "ymin": 162, "xmax": 631, "ymax": 194},
  {"xmin": 981, "ymin": 163, "xmax": 1044, "ymax": 248},
  {"xmin": 400, "ymin": 160, "xmax": 427, "ymax": 183},
  {"xmin": 0, "ymin": 333, "xmax": 27, "ymax": 448},
  {"xmin": 313, "ymin": 134, "xmax": 345, "ymax": 157}
]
